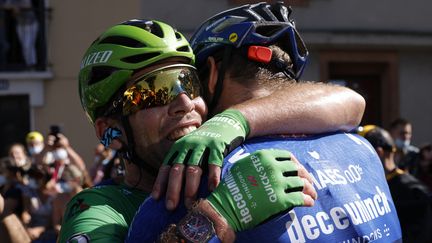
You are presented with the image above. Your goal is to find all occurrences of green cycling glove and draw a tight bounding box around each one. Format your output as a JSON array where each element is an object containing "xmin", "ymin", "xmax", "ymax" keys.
[
  {"xmin": 164, "ymin": 109, "xmax": 250, "ymax": 167},
  {"xmin": 206, "ymin": 149, "xmax": 305, "ymax": 232}
]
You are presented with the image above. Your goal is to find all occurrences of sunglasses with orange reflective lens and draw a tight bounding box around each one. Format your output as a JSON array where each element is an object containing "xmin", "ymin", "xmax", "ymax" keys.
[{"xmin": 121, "ymin": 64, "xmax": 202, "ymax": 116}]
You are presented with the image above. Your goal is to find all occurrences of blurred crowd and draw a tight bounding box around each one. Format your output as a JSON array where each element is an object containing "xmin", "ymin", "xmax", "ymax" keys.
[
  {"xmin": 387, "ymin": 118, "xmax": 432, "ymax": 187},
  {"xmin": 357, "ymin": 118, "xmax": 432, "ymax": 189},
  {"xmin": 0, "ymin": 117, "xmax": 431, "ymax": 242},
  {"xmin": 0, "ymin": 129, "xmax": 123, "ymax": 242},
  {"xmin": 358, "ymin": 118, "xmax": 432, "ymax": 241}
]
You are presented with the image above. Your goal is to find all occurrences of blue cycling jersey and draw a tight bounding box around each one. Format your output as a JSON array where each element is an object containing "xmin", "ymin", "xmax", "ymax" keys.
[{"xmin": 127, "ymin": 132, "xmax": 402, "ymax": 243}]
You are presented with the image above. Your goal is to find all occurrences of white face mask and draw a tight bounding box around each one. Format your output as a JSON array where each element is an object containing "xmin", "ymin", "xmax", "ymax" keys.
[
  {"xmin": 53, "ymin": 148, "xmax": 68, "ymax": 161},
  {"xmin": 394, "ymin": 138, "xmax": 410, "ymax": 149},
  {"xmin": 28, "ymin": 145, "xmax": 44, "ymax": 155}
]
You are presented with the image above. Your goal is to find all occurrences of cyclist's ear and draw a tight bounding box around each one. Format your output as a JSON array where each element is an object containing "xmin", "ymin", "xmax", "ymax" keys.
[
  {"xmin": 206, "ymin": 56, "xmax": 218, "ymax": 96},
  {"xmin": 95, "ymin": 117, "xmax": 123, "ymax": 150}
]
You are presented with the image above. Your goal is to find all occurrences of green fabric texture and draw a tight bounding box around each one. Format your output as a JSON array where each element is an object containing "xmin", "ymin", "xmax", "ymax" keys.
[
  {"xmin": 207, "ymin": 149, "xmax": 304, "ymax": 232},
  {"xmin": 164, "ymin": 109, "xmax": 250, "ymax": 167},
  {"xmin": 58, "ymin": 184, "xmax": 149, "ymax": 243}
]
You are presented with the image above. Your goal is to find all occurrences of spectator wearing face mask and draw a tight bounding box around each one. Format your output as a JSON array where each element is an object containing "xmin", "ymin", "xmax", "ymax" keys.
[
  {"xmin": 3, "ymin": 143, "xmax": 32, "ymax": 188},
  {"xmin": 26, "ymin": 131, "xmax": 49, "ymax": 163},
  {"xmin": 362, "ymin": 125, "xmax": 432, "ymax": 243},
  {"xmin": 35, "ymin": 131, "xmax": 86, "ymax": 175},
  {"xmin": 389, "ymin": 118, "xmax": 420, "ymax": 175},
  {"xmin": 7, "ymin": 143, "xmax": 31, "ymax": 170},
  {"xmin": 2, "ymin": 144, "xmax": 45, "ymax": 209}
]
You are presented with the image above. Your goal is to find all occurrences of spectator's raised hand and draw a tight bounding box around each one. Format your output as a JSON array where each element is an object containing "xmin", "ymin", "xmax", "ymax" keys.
[{"xmin": 56, "ymin": 133, "xmax": 71, "ymax": 148}]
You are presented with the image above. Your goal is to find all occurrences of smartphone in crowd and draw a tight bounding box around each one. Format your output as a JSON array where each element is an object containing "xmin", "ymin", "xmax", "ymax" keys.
[{"xmin": 50, "ymin": 125, "xmax": 62, "ymax": 142}]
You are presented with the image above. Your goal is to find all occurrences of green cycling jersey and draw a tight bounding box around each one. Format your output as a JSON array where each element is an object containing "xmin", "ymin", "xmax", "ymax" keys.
[{"xmin": 58, "ymin": 183, "xmax": 149, "ymax": 243}]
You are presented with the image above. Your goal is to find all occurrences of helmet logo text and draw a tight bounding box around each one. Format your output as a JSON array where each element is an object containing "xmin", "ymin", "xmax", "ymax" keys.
[
  {"xmin": 81, "ymin": 50, "xmax": 113, "ymax": 69},
  {"xmin": 208, "ymin": 37, "xmax": 224, "ymax": 42}
]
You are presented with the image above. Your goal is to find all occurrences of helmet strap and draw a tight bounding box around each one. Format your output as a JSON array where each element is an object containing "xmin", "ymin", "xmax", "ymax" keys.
[
  {"xmin": 120, "ymin": 116, "xmax": 159, "ymax": 177},
  {"xmin": 272, "ymin": 57, "xmax": 296, "ymax": 80},
  {"xmin": 208, "ymin": 46, "xmax": 232, "ymax": 115}
]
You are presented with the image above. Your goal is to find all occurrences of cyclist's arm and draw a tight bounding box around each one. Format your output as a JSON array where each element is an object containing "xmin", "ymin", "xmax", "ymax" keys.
[
  {"xmin": 153, "ymin": 81, "xmax": 364, "ymax": 210},
  {"xmin": 233, "ymin": 81, "xmax": 365, "ymax": 137}
]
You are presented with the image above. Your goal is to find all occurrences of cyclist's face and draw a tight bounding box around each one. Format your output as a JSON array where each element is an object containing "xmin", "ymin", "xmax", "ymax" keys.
[
  {"xmin": 128, "ymin": 94, "xmax": 205, "ymax": 168},
  {"xmin": 126, "ymin": 61, "xmax": 207, "ymax": 168}
]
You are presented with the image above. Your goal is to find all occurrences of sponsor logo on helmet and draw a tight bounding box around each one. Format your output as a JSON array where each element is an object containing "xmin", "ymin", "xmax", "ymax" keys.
[
  {"xmin": 229, "ymin": 33, "xmax": 238, "ymax": 43},
  {"xmin": 67, "ymin": 233, "xmax": 90, "ymax": 243},
  {"xmin": 208, "ymin": 37, "xmax": 224, "ymax": 43},
  {"xmin": 80, "ymin": 50, "xmax": 113, "ymax": 69}
]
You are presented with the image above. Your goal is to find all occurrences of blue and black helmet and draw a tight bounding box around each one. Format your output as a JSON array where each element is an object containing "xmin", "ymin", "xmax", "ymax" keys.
[{"xmin": 190, "ymin": 1, "xmax": 308, "ymax": 80}]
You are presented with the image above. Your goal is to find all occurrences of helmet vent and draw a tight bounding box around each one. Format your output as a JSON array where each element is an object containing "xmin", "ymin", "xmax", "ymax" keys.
[
  {"xmin": 177, "ymin": 45, "xmax": 190, "ymax": 53},
  {"xmin": 253, "ymin": 5, "xmax": 278, "ymax": 21},
  {"xmin": 146, "ymin": 22, "xmax": 164, "ymax": 38},
  {"xmin": 99, "ymin": 36, "xmax": 145, "ymax": 48},
  {"xmin": 175, "ymin": 32, "xmax": 182, "ymax": 40},
  {"xmin": 123, "ymin": 20, "xmax": 165, "ymax": 38},
  {"xmin": 88, "ymin": 66, "xmax": 118, "ymax": 85},
  {"xmin": 268, "ymin": 2, "xmax": 290, "ymax": 22},
  {"xmin": 213, "ymin": 16, "xmax": 247, "ymax": 33},
  {"xmin": 121, "ymin": 53, "xmax": 161, "ymax": 64},
  {"xmin": 294, "ymin": 30, "xmax": 307, "ymax": 57},
  {"xmin": 255, "ymin": 25, "xmax": 283, "ymax": 38}
]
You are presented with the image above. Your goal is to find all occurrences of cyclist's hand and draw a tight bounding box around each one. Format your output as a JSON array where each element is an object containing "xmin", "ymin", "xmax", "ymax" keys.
[
  {"xmin": 152, "ymin": 109, "xmax": 249, "ymax": 210},
  {"xmin": 207, "ymin": 149, "xmax": 317, "ymax": 231}
]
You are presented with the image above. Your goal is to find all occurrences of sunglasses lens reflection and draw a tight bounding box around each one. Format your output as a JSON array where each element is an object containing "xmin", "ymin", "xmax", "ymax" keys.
[{"xmin": 122, "ymin": 65, "xmax": 201, "ymax": 115}]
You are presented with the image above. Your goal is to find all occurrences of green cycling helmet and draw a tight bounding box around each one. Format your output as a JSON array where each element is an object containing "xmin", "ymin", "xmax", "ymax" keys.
[{"xmin": 79, "ymin": 19, "xmax": 195, "ymax": 123}]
